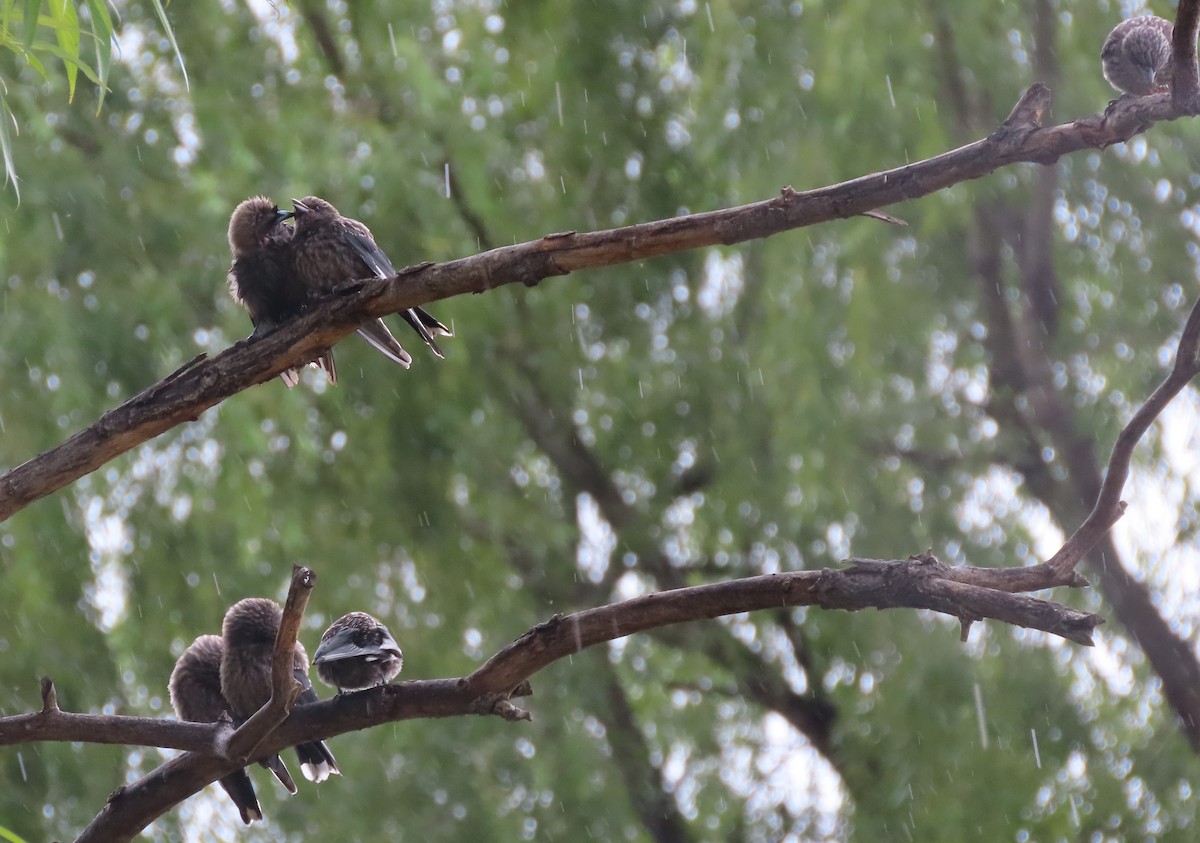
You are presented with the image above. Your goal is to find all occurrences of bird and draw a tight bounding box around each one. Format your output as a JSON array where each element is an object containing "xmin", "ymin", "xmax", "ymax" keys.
[
  {"xmin": 219, "ymin": 597, "xmax": 340, "ymax": 787},
  {"xmin": 1101, "ymin": 15, "xmax": 1174, "ymax": 96},
  {"xmin": 168, "ymin": 635, "xmax": 264, "ymax": 825},
  {"xmin": 312, "ymin": 612, "xmax": 404, "ymax": 693},
  {"xmin": 226, "ymin": 196, "xmax": 336, "ymax": 387},
  {"xmin": 290, "ymin": 195, "xmax": 453, "ymax": 366}
]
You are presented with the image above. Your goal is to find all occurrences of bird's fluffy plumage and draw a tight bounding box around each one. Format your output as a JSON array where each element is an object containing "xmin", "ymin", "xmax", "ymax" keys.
[
  {"xmin": 313, "ymin": 611, "xmax": 404, "ymax": 693},
  {"xmin": 227, "ymin": 196, "xmax": 336, "ymax": 386},
  {"xmin": 219, "ymin": 597, "xmax": 341, "ymax": 785},
  {"xmin": 169, "ymin": 635, "xmax": 263, "ymax": 824},
  {"xmin": 1102, "ymin": 15, "xmax": 1174, "ymax": 96},
  {"xmin": 291, "ymin": 195, "xmax": 452, "ymax": 364}
]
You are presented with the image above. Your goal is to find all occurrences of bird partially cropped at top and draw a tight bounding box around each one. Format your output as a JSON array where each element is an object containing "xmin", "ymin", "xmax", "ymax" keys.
[
  {"xmin": 291, "ymin": 195, "xmax": 453, "ymax": 366},
  {"xmin": 219, "ymin": 597, "xmax": 340, "ymax": 788},
  {"xmin": 169, "ymin": 635, "xmax": 264, "ymax": 825},
  {"xmin": 1102, "ymin": 15, "xmax": 1174, "ymax": 96},
  {"xmin": 313, "ymin": 612, "xmax": 404, "ymax": 693},
  {"xmin": 226, "ymin": 196, "xmax": 336, "ymax": 387}
]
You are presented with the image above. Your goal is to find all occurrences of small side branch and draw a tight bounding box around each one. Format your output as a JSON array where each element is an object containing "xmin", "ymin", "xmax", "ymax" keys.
[{"xmin": 1043, "ymin": 297, "xmax": 1200, "ymax": 579}]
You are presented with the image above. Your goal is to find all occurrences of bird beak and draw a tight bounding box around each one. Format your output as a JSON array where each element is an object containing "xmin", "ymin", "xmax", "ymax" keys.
[
  {"xmin": 275, "ymin": 208, "xmax": 294, "ymax": 222},
  {"xmin": 291, "ymin": 199, "xmax": 310, "ymax": 215}
]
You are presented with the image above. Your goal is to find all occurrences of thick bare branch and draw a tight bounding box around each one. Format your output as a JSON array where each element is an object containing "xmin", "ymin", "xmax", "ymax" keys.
[
  {"xmin": 0, "ymin": 559, "xmax": 1098, "ymax": 842},
  {"xmin": 0, "ymin": 85, "xmax": 1193, "ymax": 523},
  {"xmin": 462, "ymin": 556, "xmax": 1101, "ymax": 697}
]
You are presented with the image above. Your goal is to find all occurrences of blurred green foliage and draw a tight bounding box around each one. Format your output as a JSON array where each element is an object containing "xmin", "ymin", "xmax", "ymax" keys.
[{"xmin": 1, "ymin": 1, "xmax": 1199, "ymax": 841}]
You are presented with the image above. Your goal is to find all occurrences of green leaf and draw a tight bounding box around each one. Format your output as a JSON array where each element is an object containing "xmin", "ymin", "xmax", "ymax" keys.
[
  {"xmin": 0, "ymin": 824, "xmax": 28, "ymax": 843},
  {"xmin": 21, "ymin": 0, "xmax": 38, "ymax": 50},
  {"xmin": 0, "ymin": 91, "xmax": 18, "ymax": 203},
  {"xmin": 83, "ymin": 0, "xmax": 112, "ymax": 111},
  {"xmin": 47, "ymin": 0, "xmax": 79, "ymax": 101},
  {"xmin": 148, "ymin": 0, "xmax": 188, "ymax": 91}
]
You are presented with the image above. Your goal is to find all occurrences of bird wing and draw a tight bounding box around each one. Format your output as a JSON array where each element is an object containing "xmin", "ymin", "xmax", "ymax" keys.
[
  {"xmin": 340, "ymin": 220, "xmax": 396, "ymax": 278},
  {"xmin": 314, "ymin": 626, "xmax": 403, "ymax": 663},
  {"xmin": 340, "ymin": 220, "xmax": 450, "ymax": 359}
]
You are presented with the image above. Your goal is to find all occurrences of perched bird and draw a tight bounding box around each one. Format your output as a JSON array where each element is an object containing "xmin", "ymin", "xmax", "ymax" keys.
[
  {"xmin": 1102, "ymin": 15, "xmax": 1174, "ymax": 96},
  {"xmin": 227, "ymin": 196, "xmax": 336, "ymax": 387},
  {"xmin": 169, "ymin": 635, "xmax": 263, "ymax": 825},
  {"xmin": 219, "ymin": 597, "xmax": 340, "ymax": 786},
  {"xmin": 313, "ymin": 612, "xmax": 404, "ymax": 693},
  {"xmin": 291, "ymin": 195, "xmax": 453, "ymax": 366}
]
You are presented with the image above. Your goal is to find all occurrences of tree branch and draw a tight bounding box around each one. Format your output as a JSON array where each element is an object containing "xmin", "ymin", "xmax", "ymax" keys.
[
  {"xmin": 0, "ymin": 559, "xmax": 1099, "ymax": 842},
  {"xmin": 1, "ymin": 84, "xmax": 1194, "ymax": 523}
]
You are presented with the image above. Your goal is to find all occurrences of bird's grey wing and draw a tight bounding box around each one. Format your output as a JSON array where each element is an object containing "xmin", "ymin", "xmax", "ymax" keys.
[{"xmin": 341, "ymin": 221, "xmax": 396, "ymax": 278}]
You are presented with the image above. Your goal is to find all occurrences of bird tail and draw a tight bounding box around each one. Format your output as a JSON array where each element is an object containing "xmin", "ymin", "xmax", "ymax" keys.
[
  {"xmin": 279, "ymin": 351, "xmax": 337, "ymax": 388},
  {"xmin": 218, "ymin": 770, "xmax": 264, "ymax": 824},
  {"xmin": 356, "ymin": 319, "xmax": 413, "ymax": 368},
  {"xmin": 295, "ymin": 739, "xmax": 341, "ymax": 783},
  {"xmin": 414, "ymin": 306, "xmax": 453, "ymax": 337},
  {"xmin": 318, "ymin": 350, "xmax": 338, "ymax": 385},
  {"xmin": 400, "ymin": 308, "xmax": 447, "ymax": 358},
  {"xmin": 260, "ymin": 753, "xmax": 298, "ymax": 794}
]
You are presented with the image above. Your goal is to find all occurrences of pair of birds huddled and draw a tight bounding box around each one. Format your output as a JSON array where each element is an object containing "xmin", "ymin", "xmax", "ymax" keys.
[
  {"xmin": 227, "ymin": 195, "xmax": 452, "ymax": 386},
  {"xmin": 168, "ymin": 600, "xmax": 404, "ymax": 825}
]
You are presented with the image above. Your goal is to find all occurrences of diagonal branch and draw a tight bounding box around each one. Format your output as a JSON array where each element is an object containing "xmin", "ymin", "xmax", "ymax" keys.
[{"xmin": 1, "ymin": 84, "xmax": 1194, "ymax": 524}]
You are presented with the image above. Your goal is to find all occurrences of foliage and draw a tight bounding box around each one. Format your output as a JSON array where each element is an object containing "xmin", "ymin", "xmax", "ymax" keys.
[
  {"xmin": 1, "ymin": 1, "xmax": 1199, "ymax": 841},
  {"xmin": 0, "ymin": 0, "xmax": 184, "ymax": 199}
]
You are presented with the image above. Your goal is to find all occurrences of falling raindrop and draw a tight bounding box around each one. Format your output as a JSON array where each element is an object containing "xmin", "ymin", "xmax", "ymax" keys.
[
  {"xmin": 973, "ymin": 683, "xmax": 988, "ymax": 749},
  {"xmin": 388, "ymin": 23, "xmax": 398, "ymax": 58},
  {"xmin": 555, "ymin": 82, "xmax": 564, "ymax": 127},
  {"xmin": 18, "ymin": 750, "xmax": 26, "ymax": 781},
  {"xmin": 1030, "ymin": 728, "xmax": 1041, "ymax": 768},
  {"xmin": 445, "ymin": 162, "xmax": 451, "ymax": 198}
]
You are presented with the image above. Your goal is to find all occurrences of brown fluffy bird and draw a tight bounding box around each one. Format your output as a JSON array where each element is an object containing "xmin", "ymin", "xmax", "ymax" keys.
[
  {"xmin": 227, "ymin": 196, "xmax": 336, "ymax": 387},
  {"xmin": 312, "ymin": 612, "xmax": 404, "ymax": 693},
  {"xmin": 291, "ymin": 195, "xmax": 452, "ymax": 365},
  {"xmin": 219, "ymin": 597, "xmax": 340, "ymax": 787},
  {"xmin": 1102, "ymin": 15, "xmax": 1174, "ymax": 96},
  {"xmin": 169, "ymin": 635, "xmax": 263, "ymax": 825}
]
